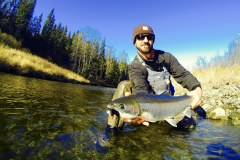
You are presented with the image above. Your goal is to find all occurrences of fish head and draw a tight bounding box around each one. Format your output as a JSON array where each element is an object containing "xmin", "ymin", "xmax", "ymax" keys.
[{"xmin": 107, "ymin": 96, "xmax": 140, "ymax": 119}]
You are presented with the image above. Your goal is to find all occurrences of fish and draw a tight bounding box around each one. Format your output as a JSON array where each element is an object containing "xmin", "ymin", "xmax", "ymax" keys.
[{"xmin": 107, "ymin": 93, "xmax": 192, "ymax": 127}]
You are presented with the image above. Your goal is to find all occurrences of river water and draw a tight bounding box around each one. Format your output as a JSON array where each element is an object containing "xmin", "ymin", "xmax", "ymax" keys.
[{"xmin": 0, "ymin": 72, "xmax": 239, "ymax": 159}]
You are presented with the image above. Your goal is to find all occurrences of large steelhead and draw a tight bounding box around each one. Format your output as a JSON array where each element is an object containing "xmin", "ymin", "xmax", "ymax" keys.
[{"xmin": 107, "ymin": 93, "xmax": 192, "ymax": 127}]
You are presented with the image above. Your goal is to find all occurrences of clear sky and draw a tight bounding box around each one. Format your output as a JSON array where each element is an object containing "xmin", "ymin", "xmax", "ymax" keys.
[{"xmin": 33, "ymin": 0, "xmax": 240, "ymax": 70}]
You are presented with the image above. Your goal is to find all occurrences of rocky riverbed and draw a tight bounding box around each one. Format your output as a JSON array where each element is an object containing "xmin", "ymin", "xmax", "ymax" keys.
[{"xmin": 201, "ymin": 83, "xmax": 240, "ymax": 125}]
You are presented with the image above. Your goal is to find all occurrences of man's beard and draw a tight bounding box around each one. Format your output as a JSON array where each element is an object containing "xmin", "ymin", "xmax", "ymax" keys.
[{"xmin": 137, "ymin": 43, "xmax": 153, "ymax": 54}]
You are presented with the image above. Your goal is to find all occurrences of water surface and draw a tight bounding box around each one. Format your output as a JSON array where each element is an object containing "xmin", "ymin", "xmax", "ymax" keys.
[{"xmin": 0, "ymin": 72, "xmax": 239, "ymax": 159}]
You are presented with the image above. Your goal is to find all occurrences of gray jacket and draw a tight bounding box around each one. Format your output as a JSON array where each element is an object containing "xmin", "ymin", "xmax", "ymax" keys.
[{"xmin": 129, "ymin": 49, "xmax": 201, "ymax": 94}]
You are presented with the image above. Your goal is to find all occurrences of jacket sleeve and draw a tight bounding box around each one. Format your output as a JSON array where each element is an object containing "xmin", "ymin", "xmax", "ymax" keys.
[
  {"xmin": 164, "ymin": 52, "xmax": 201, "ymax": 91},
  {"xmin": 128, "ymin": 57, "xmax": 152, "ymax": 94}
]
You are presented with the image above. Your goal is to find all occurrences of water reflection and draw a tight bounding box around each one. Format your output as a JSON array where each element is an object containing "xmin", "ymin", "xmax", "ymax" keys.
[
  {"xmin": 0, "ymin": 72, "xmax": 240, "ymax": 159},
  {"xmin": 0, "ymin": 72, "xmax": 113, "ymax": 159}
]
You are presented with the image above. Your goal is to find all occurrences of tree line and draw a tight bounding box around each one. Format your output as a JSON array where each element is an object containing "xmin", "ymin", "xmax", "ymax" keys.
[{"xmin": 0, "ymin": 0, "xmax": 130, "ymax": 86}]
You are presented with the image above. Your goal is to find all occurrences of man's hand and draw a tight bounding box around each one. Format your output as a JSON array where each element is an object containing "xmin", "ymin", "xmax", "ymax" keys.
[
  {"xmin": 124, "ymin": 91, "xmax": 132, "ymax": 96},
  {"xmin": 122, "ymin": 118, "xmax": 150, "ymax": 126},
  {"xmin": 187, "ymin": 86, "xmax": 202, "ymax": 109}
]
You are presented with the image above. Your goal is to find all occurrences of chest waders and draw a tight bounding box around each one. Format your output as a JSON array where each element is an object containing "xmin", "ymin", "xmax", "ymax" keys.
[
  {"xmin": 146, "ymin": 67, "xmax": 172, "ymax": 95},
  {"xmin": 137, "ymin": 55, "xmax": 173, "ymax": 95}
]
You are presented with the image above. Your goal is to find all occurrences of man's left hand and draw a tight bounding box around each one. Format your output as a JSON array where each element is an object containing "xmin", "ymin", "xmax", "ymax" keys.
[{"xmin": 123, "ymin": 118, "xmax": 150, "ymax": 126}]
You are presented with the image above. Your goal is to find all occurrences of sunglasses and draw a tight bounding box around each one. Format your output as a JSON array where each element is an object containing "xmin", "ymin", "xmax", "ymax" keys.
[{"xmin": 136, "ymin": 34, "xmax": 155, "ymax": 41}]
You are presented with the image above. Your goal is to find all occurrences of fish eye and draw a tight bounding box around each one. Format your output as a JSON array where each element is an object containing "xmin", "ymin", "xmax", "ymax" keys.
[{"xmin": 119, "ymin": 104, "xmax": 124, "ymax": 109}]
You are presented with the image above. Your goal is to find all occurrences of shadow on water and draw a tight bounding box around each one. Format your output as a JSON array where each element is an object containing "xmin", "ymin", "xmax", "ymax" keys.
[
  {"xmin": 0, "ymin": 72, "xmax": 240, "ymax": 159},
  {"xmin": 207, "ymin": 142, "xmax": 240, "ymax": 160}
]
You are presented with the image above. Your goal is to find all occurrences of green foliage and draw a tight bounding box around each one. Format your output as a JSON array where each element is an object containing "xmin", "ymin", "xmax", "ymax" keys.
[
  {"xmin": 105, "ymin": 47, "xmax": 120, "ymax": 85},
  {"xmin": 0, "ymin": 2, "xmax": 130, "ymax": 86},
  {"xmin": 41, "ymin": 8, "xmax": 55, "ymax": 41},
  {"xmin": 98, "ymin": 38, "xmax": 106, "ymax": 79},
  {"xmin": 28, "ymin": 13, "xmax": 42, "ymax": 36},
  {"xmin": 0, "ymin": 32, "xmax": 22, "ymax": 49},
  {"xmin": 0, "ymin": 0, "xmax": 19, "ymax": 34},
  {"xmin": 71, "ymin": 33, "xmax": 84, "ymax": 74},
  {"xmin": 105, "ymin": 57, "xmax": 119, "ymax": 84},
  {"xmin": 14, "ymin": 0, "xmax": 36, "ymax": 39}
]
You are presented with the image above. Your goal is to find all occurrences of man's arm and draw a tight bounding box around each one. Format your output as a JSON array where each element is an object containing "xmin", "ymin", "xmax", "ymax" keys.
[
  {"xmin": 164, "ymin": 52, "xmax": 202, "ymax": 108},
  {"xmin": 164, "ymin": 52, "xmax": 201, "ymax": 91}
]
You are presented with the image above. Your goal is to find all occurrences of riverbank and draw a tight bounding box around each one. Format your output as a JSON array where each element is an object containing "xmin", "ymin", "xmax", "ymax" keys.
[
  {"xmin": 172, "ymin": 64, "xmax": 240, "ymax": 126},
  {"xmin": 0, "ymin": 43, "xmax": 91, "ymax": 85}
]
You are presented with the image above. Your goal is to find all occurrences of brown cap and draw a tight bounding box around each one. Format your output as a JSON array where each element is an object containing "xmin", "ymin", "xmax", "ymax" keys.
[{"xmin": 133, "ymin": 24, "xmax": 154, "ymax": 44}]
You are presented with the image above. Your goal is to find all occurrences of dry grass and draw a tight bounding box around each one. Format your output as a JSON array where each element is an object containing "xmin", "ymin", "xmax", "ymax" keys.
[
  {"xmin": 0, "ymin": 43, "xmax": 89, "ymax": 84},
  {"xmin": 172, "ymin": 62, "xmax": 240, "ymax": 95},
  {"xmin": 192, "ymin": 63, "xmax": 240, "ymax": 85}
]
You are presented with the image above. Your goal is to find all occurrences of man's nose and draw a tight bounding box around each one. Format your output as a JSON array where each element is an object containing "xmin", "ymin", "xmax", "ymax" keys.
[{"xmin": 143, "ymin": 36, "xmax": 149, "ymax": 42}]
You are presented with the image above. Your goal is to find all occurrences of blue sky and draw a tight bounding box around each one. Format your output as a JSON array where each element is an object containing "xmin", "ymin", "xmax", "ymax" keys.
[{"xmin": 34, "ymin": 0, "xmax": 240, "ymax": 69}]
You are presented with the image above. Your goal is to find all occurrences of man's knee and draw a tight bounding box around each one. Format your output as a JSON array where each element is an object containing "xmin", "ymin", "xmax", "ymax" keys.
[{"xmin": 112, "ymin": 80, "xmax": 134, "ymax": 101}]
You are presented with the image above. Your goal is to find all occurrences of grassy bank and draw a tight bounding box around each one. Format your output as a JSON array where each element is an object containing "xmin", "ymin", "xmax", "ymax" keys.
[
  {"xmin": 0, "ymin": 43, "xmax": 90, "ymax": 84},
  {"xmin": 192, "ymin": 63, "xmax": 240, "ymax": 85},
  {"xmin": 172, "ymin": 62, "xmax": 240, "ymax": 95}
]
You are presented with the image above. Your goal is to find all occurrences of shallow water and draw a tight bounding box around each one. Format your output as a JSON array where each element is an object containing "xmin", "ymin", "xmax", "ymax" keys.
[{"xmin": 0, "ymin": 72, "xmax": 239, "ymax": 159}]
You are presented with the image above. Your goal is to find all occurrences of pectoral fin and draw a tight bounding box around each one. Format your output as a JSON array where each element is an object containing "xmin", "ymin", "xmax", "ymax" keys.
[
  {"xmin": 183, "ymin": 107, "xmax": 191, "ymax": 118},
  {"xmin": 165, "ymin": 118, "xmax": 177, "ymax": 127},
  {"xmin": 140, "ymin": 112, "xmax": 157, "ymax": 122}
]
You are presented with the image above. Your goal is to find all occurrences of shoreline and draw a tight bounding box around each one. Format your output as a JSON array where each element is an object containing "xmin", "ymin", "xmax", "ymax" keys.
[{"xmin": 0, "ymin": 66, "xmax": 115, "ymax": 88}]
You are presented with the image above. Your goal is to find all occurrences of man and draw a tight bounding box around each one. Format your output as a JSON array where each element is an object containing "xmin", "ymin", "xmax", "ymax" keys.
[{"xmin": 106, "ymin": 24, "xmax": 202, "ymax": 132}]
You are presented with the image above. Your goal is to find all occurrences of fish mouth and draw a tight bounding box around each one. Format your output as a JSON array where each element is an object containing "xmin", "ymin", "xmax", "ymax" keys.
[{"xmin": 107, "ymin": 108, "xmax": 120, "ymax": 117}]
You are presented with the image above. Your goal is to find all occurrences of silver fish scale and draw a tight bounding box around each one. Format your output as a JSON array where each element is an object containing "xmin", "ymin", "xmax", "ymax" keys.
[{"xmin": 134, "ymin": 94, "xmax": 192, "ymax": 121}]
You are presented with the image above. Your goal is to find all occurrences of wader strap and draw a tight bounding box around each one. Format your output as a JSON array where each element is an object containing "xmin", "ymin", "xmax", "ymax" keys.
[{"xmin": 137, "ymin": 55, "xmax": 154, "ymax": 70}]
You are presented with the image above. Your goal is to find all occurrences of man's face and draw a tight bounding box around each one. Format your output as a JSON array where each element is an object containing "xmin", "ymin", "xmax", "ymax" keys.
[{"xmin": 135, "ymin": 34, "xmax": 154, "ymax": 54}]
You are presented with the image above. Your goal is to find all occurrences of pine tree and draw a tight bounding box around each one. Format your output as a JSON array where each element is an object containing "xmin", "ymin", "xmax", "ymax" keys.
[
  {"xmin": 98, "ymin": 38, "xmax": 106, "ymax": 79},
  {"xmin": 105, "ymin": 47, "xmax": 120, "ymax": 85},
  {"xmin": 71, "ymin": 33, "xmax": 84, "ymax": 74},
  {"xmin": 0, "ymin": 0, "xmax": 19, "ymax": 34},
  {"xmin": 59, "ymin": 26, "xmax": 68, "ymax": 52},
  {"xmin": 65, "ymin": 32, "xmax": 72, "ymax": 53},
  {"xmin": 27, "ymin": 13, "xmax": 42, "ymax": 36},
  {"xmin": 41, "ymin": 8, "xmax": 55, "ymax": 41},
  {"xmin": 15, "ymin": 0, "xmax": 36, "ymax": 39},
  {"xmin": 51, "ymin": 23, "xmax": 61, "ymax": 53},
  {"xmin": 87, "ymin": 39, "xmax": 99, "ymax": 80},
  {"xmin": 117, "ymin": 50, "xmax": 130, "ymax": 82}
]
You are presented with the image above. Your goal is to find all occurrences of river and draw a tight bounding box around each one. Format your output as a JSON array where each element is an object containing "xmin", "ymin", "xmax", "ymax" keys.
[{"xmin": 0, "ymin": 72, "xmax": 239, "ymax": 159}]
